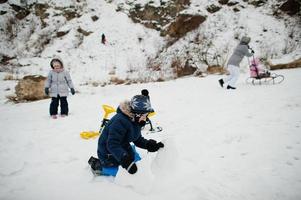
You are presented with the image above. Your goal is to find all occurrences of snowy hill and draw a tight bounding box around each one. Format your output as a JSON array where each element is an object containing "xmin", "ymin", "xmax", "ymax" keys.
[
  {"xmin": 0, "ymin": 68, "xmax": 301, "ymax": 200},
  {"xmin": 1, "ymin": 1, "xmax": 301, "ymax": 199},
  {"xmin": 0, "ymin": 0, "xmax": 300, "ymax": 85}
]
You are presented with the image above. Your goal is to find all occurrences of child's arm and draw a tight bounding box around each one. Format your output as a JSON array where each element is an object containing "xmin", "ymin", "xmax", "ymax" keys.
[
  {"xmin": 64, "ymin": 71, "xmax": 75, "ymax": 89},
  {"xmin": 45, "ymin": 71, "xmax": 52, "ymax": 88}
]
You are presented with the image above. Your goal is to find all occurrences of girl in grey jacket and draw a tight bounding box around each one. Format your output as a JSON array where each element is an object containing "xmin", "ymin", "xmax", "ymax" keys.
[
  {"xmin": 45, "ymin": 58, "xmax": 75, "ymax": 119},
  {"xmin": 219, "ymin": 36, "xmax": 253, "ymax": 89}
]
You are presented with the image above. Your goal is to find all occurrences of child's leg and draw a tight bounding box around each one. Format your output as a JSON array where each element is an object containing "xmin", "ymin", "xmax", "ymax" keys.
[
  {"xmin": 50, "ymin": 97, "xmax": 59, "ymax": 115},
  {"xmin": 60, "ymin": 96, "xmax": 69, "ymax": 115}
]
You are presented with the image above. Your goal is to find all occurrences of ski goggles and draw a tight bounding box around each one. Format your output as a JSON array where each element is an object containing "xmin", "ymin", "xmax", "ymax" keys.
[{"xmin": 134, "ymin": 113, "xmax": 149, "ymax": 118}]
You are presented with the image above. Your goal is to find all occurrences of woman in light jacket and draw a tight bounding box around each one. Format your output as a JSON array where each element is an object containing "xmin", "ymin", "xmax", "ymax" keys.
[
  {"xmin": 219, "ymin": 36, "xmax": 253, "ymax": 89},
  {"xmin": 45, "ymin": 58, "xmax": 75, "ymax": 119}
]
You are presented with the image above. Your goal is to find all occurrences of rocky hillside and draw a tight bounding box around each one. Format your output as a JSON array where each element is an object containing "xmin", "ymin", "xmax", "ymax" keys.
[{"xmin": 0, "ymin": 0, "xmax": 300, "ymax": 84}]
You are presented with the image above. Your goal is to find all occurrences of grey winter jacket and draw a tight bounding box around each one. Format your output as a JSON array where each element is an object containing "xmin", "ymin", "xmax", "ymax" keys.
[
  {"xmin": 227, "ymin": 43, "xmax": 253, "ymax": 67},
  {"xmin": 45, "ymin": 69, "xmax": 74, "ymax": 97}
]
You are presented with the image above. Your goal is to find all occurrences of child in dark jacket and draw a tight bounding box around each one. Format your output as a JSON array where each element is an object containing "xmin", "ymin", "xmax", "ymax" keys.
[
  {"xmin": 45, "ymin": 58, "xmax": 75, "ymax": 119},
  {"xmin": 89, "ymin": 95, "xmax": 164, "ymax": 175}
]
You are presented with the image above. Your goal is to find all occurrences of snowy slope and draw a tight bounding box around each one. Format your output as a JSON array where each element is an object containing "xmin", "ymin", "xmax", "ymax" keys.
[
  {"xmin": 1, "ymin": 0, "xmax": 300, "ymax": 84},
  {"xmin": 0, "ymin": 68, "xmax": 301, "ymax": 200}
]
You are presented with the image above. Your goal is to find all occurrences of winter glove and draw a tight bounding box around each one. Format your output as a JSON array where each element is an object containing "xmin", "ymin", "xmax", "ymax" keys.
[
  {"xmin": 70, "ymin": 88, "xmax": 75, "ymax": 95},
  {"xmin": 45, "ymin": 88, "xmax": 49, "ymax": 95},
  {"xmin": 251, "ymin": 49, "xmax": 255, "ymax": 54},
  {"xmin": 121, "ymin": 154, "xmax": 137, "ymax": 174},
  {"xmin": 146, "ymin": 139, "xmax": 164, "ymax": 152}
]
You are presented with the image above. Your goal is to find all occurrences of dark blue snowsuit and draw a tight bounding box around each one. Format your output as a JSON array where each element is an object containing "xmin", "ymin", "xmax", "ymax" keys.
[{"xmin": 97, "ymin": 107, "xmax": 148, "ymax": 167}]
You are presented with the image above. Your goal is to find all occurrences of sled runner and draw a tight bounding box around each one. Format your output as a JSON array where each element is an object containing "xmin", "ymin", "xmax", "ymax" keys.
[
  {"xmin": 143, "ymin": 126, "xmax": 163, "ymax": 134},
  {"xmin": 246, "ymin": 73, "xmax": 285, "ymax": 85},
  {"xmin": 246, "ymin": 57, "xmax": 284, "ymax": 85}
]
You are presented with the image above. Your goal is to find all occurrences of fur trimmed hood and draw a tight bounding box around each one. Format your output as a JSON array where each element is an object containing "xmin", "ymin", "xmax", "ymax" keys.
[
  {"xmin": 119, "ymin": 100, "xmax": 134, "ymax": 119},
  {"xmin": 50, "ymin": 57, "xmax": 64, "ymax": 69}
]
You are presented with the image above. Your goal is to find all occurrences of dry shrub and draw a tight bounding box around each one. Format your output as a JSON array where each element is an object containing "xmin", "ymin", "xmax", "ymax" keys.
[
  {"xmin": 172, "ymin": 58, "xmax": 197, "ymax": 78},
  {"xmin": 206, "ymin": 65, "xmax": 227, "ymax": 74},
  {"xmin": 156, "ymin": 77, "xmax": 165, "ymax": 82},
  {"xmin": 14, "ymin": 75, "xmax": 48, "ymax": 102},
  {"xmin": 110, "ymin": 76, "xmax": 126, "ymax": 85},
  {"xmin": 3, "ymin": 74, "xmax": 14, "ymax": 80},
  {"xmin": 149, "ymin": 63, "xmax": 161, "ymax": 71},
  {"xmin": 268, "ymin": 58, "xmax": 301, "ymax": 70}
]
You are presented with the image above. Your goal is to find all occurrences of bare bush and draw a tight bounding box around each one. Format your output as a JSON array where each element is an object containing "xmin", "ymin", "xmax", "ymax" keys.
[{"xmin": 3, "ymin": 74, "xmax": 15, "ymax": 80}]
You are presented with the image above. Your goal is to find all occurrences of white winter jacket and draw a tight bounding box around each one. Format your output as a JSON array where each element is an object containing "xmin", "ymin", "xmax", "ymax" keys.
[{"xmin": 45, "ymin": 69, "xmax": 74, "ymax": 97}]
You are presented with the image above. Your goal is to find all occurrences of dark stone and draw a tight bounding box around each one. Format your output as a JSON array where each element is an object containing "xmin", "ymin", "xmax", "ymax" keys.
[
  {"xmin": 10, "ymin": 4, "xmax": 23, "ymax": 12},
  {"xmin": 129, "ymin": 0, "xmax": 191, "ymax": 34},
  {"xmin": 207, "ymin": 4, "xmax": 222, "ymax": 13},
  {"xmin": 63, "ymin": 9, "xmax": 81, "ymax": 21},
  {"xmin": 1, "ymin": 55, "xmax": 15, "ymax": 65},
  {"xmin": 56, "ymin": 30, "xmax": 70, "ymax": 37},
  {"xmin": 218, "ymin": 0, "xmax": 229, "ymax": 5},
  {"xmin": 77, "ymin": 27, "xmax": 93, "ymax": 36},
  {"xmin": 91, "ymin": 15, "xmax": 99, "ymax": 21},
  {"xmin": 10, "ymin": 4, "xmax": 30, "ymax": 20},
  {"xmin": 227, "ymin": 1, "xmax": 239, "ymax": 6},
  {"xmin": 233, "ymin": 7, "xmax": 240, "ymax": 12},
  {"xmin": 165, "ymin": 14, "xmax": 206, "ymax": 38},
  {"xmin": 0, "ymin": 10, "xmax": 7, "ymax": 15},
  {"xmin": 15, "ymin": 9, "xmax": 30, "ymax": 20},
  {"xmin": 248, "ymin": 0, "xmax": 267, "ymax": 7},
  {"xmin": 279, "ymin": 0, "xmax": 300, "ymax": 16}
]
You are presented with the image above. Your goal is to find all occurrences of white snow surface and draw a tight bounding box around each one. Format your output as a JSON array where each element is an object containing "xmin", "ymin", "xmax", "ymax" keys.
[
  {"xmin": 1, "ymin": 0, "xmax": 301, "ymax": 199},
  {"xmin": 1, "ymin": 68, "xmax": 301, "ymax": 200}
]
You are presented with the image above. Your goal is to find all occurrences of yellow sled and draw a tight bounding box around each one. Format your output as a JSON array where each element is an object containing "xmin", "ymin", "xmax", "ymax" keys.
[
  {"xmin": 80, "ymin": 131, "xmax": 100, "ymax": 139},
  {"xmin": 80, "ymin": 104, "xmax": 156, "ymax": 139},
  {"xmin": 80, "ymin": 104, "xmax": 116, "ymax": 139}
]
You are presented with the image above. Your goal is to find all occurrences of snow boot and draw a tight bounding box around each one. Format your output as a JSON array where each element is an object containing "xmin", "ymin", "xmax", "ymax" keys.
[
  {"xmin": 227, "ymin": 85, "xmax": 236, "ymax": 90},
  {"xmin": 88, "ymin": 156, "xmax": 102, "ymax": 175},
  {"xmin": 51, "ymin": 115, "xmax": 57, "ymax": 119},
  {"xmin": 218, "ymin": 79, "xmax": 224, "ymax": 88}
]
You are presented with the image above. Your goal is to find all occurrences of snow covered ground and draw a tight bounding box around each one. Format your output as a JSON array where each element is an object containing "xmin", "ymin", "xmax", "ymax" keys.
[{"xmin": 0, "ymin": 68, "xmax": 301, "ymax": 200}]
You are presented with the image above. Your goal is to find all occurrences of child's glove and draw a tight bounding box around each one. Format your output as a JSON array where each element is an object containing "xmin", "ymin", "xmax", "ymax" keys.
[
  {"xmin": 251, "ymin": 49, "xmax": 255, "ymax": 54},
  {"xmin": 121, "ymin": 154, "xmax": 137, "ymax": 174},
  {"xmin": 70, "ymin": 88, "xmax": 75, "ymax": 95},
  {"xmin": 45, "ymin": 88, "xmax": 49, "ymax": 95},
  {"xmin": 146, "ymin": 139, "xmax": 164, "ymax": 152}
]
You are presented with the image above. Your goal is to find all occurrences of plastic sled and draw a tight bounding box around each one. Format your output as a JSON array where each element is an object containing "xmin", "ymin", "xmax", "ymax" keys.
[{"xmin": 80, "ymin": 131, "xmax": 100, "ymax": 139}]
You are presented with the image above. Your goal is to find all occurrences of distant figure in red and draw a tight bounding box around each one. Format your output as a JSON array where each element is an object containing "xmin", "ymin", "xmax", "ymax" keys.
[{"xmin": 101, "ymin": 33, "xmax": 106, "ymax": 45}]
